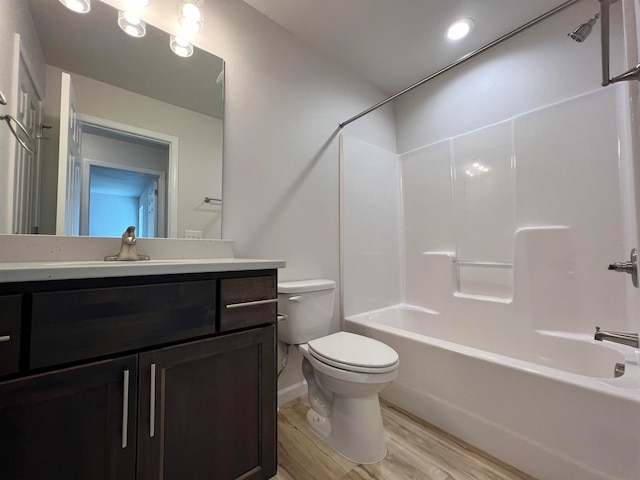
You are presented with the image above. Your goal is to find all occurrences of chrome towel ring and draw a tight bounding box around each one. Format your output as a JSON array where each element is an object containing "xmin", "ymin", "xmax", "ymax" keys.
[{"xmin": 0, "ymin": 89, "xmax": 36, "ymax": 154}]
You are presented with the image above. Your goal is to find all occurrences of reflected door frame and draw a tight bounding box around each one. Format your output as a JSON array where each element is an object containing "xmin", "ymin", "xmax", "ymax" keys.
[{"xmin": 59, "ymin": 113, "xmax": 179, "ymax": 237}]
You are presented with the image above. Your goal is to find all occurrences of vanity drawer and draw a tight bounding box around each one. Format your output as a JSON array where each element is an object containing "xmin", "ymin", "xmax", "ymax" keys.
[
  {"xmin": 220, "ymin": 276, "xmax": 277, "ymax": 331},
  {"xmin": 30, "ymin": 280, "xmax": 217, "ymax": 369},
  {"xmin": 0, "ymin": 295, "xmax": 21, "ymax": 376}
]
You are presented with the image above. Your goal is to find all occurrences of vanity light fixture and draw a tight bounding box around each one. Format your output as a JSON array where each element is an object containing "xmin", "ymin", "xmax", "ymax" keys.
[
  {"xmin": 170, "ymin": 35, "xmax": 194, "ymax": 57},
  {"xmin": 58, "ymin": 0, "xmax": 91, "ymax": 14},
  {"xmin": 178, "ymin": 0, "xmax": 204, "ymax": 36},
  {"xmin": 446, "ymin": 18, "xmax": 475, "ymax": 41},
  {"xmin": 118, "ymin": 10, "xmax": 147, "ymax": 37},
  {"xmin": 125, "ymin": 0, "xmax": 151, "ymax": 7}
]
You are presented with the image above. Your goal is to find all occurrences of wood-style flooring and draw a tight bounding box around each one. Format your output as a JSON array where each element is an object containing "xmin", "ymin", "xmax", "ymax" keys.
[{"xmin": 273, "ymin": 396, "xmax": 536, "ymax": 480}]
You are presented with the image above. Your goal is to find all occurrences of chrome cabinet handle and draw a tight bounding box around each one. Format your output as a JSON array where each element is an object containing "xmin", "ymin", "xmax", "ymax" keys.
[
  {"xmin": 150, "ymin": 363, "xmax": 156, "ymax": 438},
  {"xmin": 225, "ymin": 298, "xmax": 278, "ymax": 309},
  {"xmin": 122, "ymin": 370, "xmax": 130, "ymax": 449},
  {"xmin": 0, "ymin": 335, "xmax": 10, "ymax": 342}
]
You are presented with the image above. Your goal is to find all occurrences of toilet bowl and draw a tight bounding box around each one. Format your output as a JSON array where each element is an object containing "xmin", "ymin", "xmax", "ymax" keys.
[{"xmin": 278, "ymin": 279, "xmax": 399, "ymax": 463}]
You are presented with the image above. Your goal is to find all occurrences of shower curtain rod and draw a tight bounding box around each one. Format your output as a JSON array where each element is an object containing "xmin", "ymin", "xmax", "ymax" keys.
[{"xmin": 338, "ymin": 0, "xmax": 582, "ymax": 128}]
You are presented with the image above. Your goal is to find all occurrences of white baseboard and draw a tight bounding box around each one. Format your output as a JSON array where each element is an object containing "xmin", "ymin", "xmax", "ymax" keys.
[{"xmin": 278, "ymin": 380, "xmax": 307, "ymax": 406}]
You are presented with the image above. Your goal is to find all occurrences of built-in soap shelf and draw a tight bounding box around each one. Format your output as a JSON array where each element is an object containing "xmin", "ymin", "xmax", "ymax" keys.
[
  {"xmin": 420, "ymin": 252, "xmax": 513, "ymax": 303},
  {"xmin": 454, "ymin": 258, "xmax": 514, "ymax": 302},
  {"xmin": 420, "ymin": 226, "xmax": 571, "ymax": 305}
]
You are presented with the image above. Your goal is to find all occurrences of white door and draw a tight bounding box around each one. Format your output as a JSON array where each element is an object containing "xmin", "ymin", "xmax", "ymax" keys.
[
  {"xmin": 143, "ymin": 178, "xmax": 157, "ymax": 238},
  {"xmin": 12, "ymin": 57, "xmax": 42, "ymax": 234},
  {"xmin": 56, "ymin": 72, "xmax": 82, "ymax": 235}
]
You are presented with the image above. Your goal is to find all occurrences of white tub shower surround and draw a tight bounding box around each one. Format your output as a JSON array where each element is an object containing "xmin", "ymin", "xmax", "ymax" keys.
[{"xmin": 341, "ymin": 84, "xmax": 640, "ymax": 480}]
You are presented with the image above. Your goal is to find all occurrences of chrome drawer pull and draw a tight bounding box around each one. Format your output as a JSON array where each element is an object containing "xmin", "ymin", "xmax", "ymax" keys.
[
  {"xmin": 150, "ymin": 363, "xmax": 156, "ymax": 438},
  {"xmin": 122, "ymin": 370, "xmax": 130, "ymax": 449},
  {"xmin": 225, "ymin": 298, "xmax": 278, "ymax": 309},
  {"xmin": 0, "ymin": 335, "xmax": 10, "ymax": 342}
]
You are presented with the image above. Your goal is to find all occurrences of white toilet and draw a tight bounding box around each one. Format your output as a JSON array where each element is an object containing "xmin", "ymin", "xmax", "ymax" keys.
[{"xmin": 278, "ymin": 279, "xmax": 399, "ymax": 464}]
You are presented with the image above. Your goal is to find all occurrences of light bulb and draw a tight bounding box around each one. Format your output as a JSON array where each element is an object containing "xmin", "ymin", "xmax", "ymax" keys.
[
  {"xmin": 59, "ymin": 0, "xmax": 91, "ymax": 13},
  {"xmin": 126, "ymin": 0, "xmax": 151, "ymax": 7},
  {"xmin": 178, "ymin": 1, "xmax": 203, "ymax": 35},
  {"xmin": 170, "ymin": 35, "xmax": 194, "ymax": 57},
  {"xmin": 118, "ymin": 10, "xmax": 146, "ymax": 37}
]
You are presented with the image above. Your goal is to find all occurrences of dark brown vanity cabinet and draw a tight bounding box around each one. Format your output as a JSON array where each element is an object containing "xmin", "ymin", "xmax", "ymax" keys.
[
  {"xmin": 0, "ymin": 270, "xmax": 277, "ymax": 480},
  {"xmin": 137, "ymin": 327, "xmax": 275, "ymax": 480},
  {"xmin": 0, "ymin": 355, "xmax": 138, "ymax": 480}
]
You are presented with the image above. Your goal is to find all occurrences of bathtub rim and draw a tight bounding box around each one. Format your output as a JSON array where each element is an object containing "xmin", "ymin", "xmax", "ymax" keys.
[{"xmin": 345, "ymin": 304, "xmax": 640, "ymax": 402}]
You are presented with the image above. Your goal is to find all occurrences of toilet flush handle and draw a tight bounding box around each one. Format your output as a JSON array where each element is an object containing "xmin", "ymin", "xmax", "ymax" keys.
[{"xmin": 289, "ymin": 295, "xmax": 303, "ymax": 302}]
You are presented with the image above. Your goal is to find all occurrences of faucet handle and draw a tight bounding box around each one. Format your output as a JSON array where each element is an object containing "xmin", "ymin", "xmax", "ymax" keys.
[
  {"xmin": 122, "ymin": 226, "xmax": 137, "ymax": 244},
  {"xmin": 608, "ymin": 248, "xmax": 638, "ymax": 288}
]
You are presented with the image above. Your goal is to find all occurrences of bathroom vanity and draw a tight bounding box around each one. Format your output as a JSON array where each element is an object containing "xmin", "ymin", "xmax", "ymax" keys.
[{"xmin": 0, "ymin": 258, "xmax": 283, "ymax": 480}]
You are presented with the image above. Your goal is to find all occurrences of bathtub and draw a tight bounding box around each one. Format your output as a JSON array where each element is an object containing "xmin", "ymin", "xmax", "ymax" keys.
[{"xmin": 345, "ymin": 304, "xmax": 640, "ymax": 480}]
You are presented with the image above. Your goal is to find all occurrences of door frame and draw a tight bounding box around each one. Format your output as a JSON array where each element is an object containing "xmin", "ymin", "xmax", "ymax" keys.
[{"xmin": 78, "ymin": 114, "xmax": 179, "ymax": 238}]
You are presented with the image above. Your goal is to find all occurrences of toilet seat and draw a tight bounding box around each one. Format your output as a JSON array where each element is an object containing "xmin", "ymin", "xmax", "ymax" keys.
[{"xmin": 308, "ymin": 332, "xmax": 399, "ymax": 374}]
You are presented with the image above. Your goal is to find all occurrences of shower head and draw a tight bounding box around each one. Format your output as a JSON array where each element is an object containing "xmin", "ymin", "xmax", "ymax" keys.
[{"xmin": 568, "ymin": 13, "xmax": 599, "ymax": 42}]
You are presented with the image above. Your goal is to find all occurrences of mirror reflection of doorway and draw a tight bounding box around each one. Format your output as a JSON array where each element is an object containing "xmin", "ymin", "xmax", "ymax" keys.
[
  {"xmin": 78, "ymin": 123, "xmax": 170, "ymax": 237},
  {"xmin": 87, "ymin": 165, "xmax": 162, "ymax": 237}
]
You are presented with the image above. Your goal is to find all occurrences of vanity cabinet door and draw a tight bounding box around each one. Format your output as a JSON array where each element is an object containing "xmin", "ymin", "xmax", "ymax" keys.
[
  {"xmin": 137, "ymin": 325, "xmax": 277, "ymax": 480},
  {"xmin": 0, "ymin": 355, "xmax": 138, "ymax": 480}
]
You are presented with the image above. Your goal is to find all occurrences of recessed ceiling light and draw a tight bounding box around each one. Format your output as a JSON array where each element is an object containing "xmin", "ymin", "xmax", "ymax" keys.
[{"xmin": 446, "ymin": 18, "xmax": 475, "ymax": 41}]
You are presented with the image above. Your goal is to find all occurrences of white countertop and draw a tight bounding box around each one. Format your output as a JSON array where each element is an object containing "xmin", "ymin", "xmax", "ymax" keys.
[{"xmin": 0, "ymin": 258, "xmax": 286, "ymax": 283}]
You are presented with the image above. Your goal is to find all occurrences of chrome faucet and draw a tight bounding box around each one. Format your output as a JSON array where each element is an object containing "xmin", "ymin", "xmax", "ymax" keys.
[
  {"xmin": 104, "ymin": 226, "xmax": 150, "ymax": 261},
  {"xmin": 594, "ymin": 327, "xmax": 639, "ymax": 348}
]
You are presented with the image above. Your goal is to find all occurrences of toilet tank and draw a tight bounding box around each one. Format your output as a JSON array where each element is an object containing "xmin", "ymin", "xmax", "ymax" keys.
[{"xmin": 277, "ymin": 279, "xmax": 336, "ymax": 344}]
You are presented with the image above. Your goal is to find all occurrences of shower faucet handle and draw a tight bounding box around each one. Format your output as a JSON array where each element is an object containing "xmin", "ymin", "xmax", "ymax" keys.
[{"xmin": 608, "ymin": 248, "xmax": 638, "ymax": 288}]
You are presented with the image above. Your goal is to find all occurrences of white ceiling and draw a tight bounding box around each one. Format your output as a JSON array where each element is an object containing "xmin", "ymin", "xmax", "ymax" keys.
[
  {"xmin": 30, "ymin": 0, "xmax": 586, "ymax": 111},
  {"xmin": 241, "ymin": 0, "xmax": 579, "ymax": 94}
]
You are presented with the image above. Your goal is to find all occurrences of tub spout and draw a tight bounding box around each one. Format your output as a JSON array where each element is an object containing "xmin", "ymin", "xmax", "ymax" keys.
[{"xmin": 594, "ymin": 327, "xmax": 639, "ymax": 348}]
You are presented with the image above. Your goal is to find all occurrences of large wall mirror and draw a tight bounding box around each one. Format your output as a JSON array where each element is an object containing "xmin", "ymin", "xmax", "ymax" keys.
[{"xmin": 3, "ymin": 0, "xmax": 224, "ymax": 239}]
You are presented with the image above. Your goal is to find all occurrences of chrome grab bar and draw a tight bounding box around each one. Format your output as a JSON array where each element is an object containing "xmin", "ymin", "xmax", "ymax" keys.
[{"xmin": 225, "ymin": 298, "xmax": 278, "ymax": 309}]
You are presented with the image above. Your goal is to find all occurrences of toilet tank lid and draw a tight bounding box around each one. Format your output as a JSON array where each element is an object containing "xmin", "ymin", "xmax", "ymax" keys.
[{"xmin": 278, "ymin": 279, "xmax": 336, "ymax": 293}]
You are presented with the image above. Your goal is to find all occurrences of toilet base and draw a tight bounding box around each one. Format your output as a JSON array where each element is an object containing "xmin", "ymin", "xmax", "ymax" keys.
[{"xmin": 306, "ymin": 393, "xmax": 387, "ymax": 464}]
